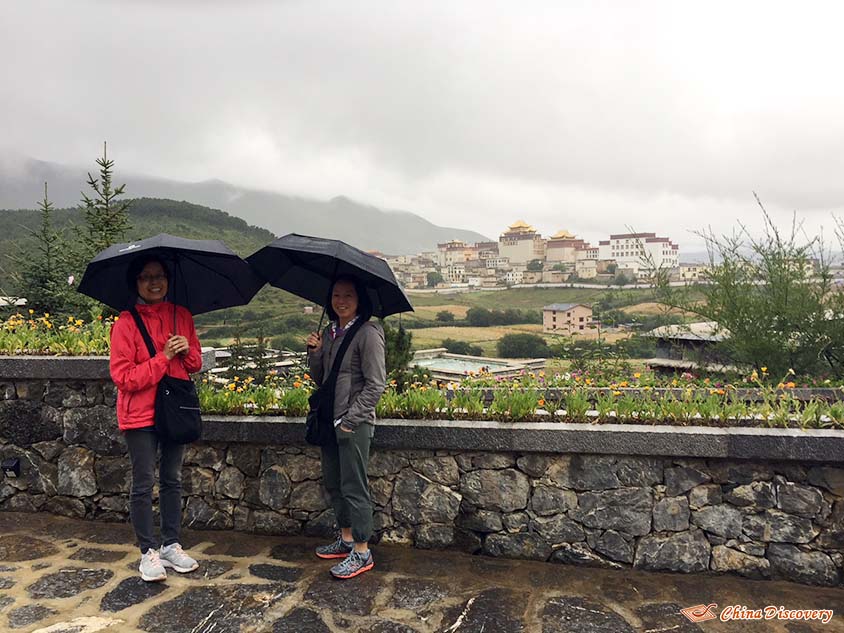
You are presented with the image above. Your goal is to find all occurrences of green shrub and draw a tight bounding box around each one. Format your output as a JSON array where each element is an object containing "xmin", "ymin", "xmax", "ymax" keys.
[
  {"xmin": 497, "ymin": 333, "xmax": 549, "ymax": 358},
  {"xmin": 442, "ymin": 338, "xmax": 483, "ymax": 356}
]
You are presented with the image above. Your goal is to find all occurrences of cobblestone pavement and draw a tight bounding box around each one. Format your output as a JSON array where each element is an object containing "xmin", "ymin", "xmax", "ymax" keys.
[{"xmin": 0, "ymin": 513, "xmax": 842, "ymax": 632}]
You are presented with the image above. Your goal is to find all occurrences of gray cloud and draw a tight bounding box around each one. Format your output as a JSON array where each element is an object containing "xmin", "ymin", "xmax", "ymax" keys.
[{"xmin": 1, "ymin": 0, "xmax": 843, "ymax": 251}]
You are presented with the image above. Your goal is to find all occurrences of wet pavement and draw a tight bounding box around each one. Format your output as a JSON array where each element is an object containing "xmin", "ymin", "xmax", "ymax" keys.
[{"xmin": 0, "ymin": 512, "xmax": 841, "ymax": 632}]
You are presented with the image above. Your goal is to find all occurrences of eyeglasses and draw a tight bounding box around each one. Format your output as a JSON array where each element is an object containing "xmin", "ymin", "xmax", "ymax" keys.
[{"xmin": 137, "ymin": 274, "xmax": 168, "ymax": 284}]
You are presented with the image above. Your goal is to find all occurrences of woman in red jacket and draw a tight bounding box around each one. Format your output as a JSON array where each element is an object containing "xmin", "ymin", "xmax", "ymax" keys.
[{"xmin": 110, "ymin": 256, "xmax": 202, "ymax": 582}]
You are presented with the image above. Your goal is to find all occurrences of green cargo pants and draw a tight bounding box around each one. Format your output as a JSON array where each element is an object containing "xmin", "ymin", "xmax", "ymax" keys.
[{"xmin": 320, "ymin": 423, "xmax": 374, "ymax": 543}]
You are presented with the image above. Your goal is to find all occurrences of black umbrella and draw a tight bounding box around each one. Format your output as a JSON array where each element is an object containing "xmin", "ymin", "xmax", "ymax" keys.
[
  {"xmin": 246, "ymin": 234, "xmax": 414, "ymax": 321},
  {"xmin": 78, "ymin": 233, "xmax": 264, "ymax": 315}
]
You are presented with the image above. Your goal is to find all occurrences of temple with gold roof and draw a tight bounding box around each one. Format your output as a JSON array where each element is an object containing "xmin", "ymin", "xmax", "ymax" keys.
[
  {"xmin": 545, "ymin": 229, "xmax": 596, "ymax": 264},
  {"xmin": 498, "ymin": 220, "xmax": 546, "ymax": 264}
]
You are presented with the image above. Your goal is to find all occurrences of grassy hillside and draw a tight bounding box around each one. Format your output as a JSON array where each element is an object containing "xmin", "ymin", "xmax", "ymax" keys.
[{"xmin": 0, "ymin": 197, "xmax": 277, "ymax": 265}]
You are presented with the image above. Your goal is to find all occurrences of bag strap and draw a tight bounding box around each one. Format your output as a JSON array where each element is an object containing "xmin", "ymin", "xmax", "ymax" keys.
[
  {"xmin": 322, "ymin": 319, "xmax": 365, "ymax": 388},
  {"xmin": 129, "ymin": 306, "xmax": 156, "ymax": 359}
]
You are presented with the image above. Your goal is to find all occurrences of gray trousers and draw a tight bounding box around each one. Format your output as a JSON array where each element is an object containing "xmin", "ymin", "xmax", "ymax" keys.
[
  {"xmin": 124, "ymin": 430, "xmax": 185, "ymax": 554},
  {"xmin": 321, "ymin": 423, "xmax": 374, "ymax": 543}
]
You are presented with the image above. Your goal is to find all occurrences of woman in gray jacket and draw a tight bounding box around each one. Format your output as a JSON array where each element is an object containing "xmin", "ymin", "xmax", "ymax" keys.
[{"xmin": 306, "ymin": 275, "xmax": 386, "ymax": 579}]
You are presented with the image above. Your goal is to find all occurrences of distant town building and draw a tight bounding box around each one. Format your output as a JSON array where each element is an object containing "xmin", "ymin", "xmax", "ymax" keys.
[
  {"xmin": 444, "ymin": 263, "xmax": 467, "ymax": 283},
  {"xmin": 545, "ymin": 229, "xmax": 596, "ymax": 264},
  {"xmin": 575, "ymin": 259, "xmax": 598, "ymax": 279},
  {"xmin": 598, "ymin": 232, "xmax": 679, "ymax": 278},
  {"xmin": 543, "ymin": 303, "xmax": 593, "ymax": 334},
  {"xmin": 437, "ymin": 240, "xmax": 471, "ymax": 268},
  {"xmin": 484, "ymin": 256, "xmax": 511, "ymax": 269},
  {"xmin": 498, "ymin": 220, "xmax": 546, "ymax": 265},
  {"xmin": 677, "ymin": 263, "xmax": 710, "ymax": 282},
  {"xmin": 504, "ymin": 269, "xmax": 524, "ymax": 285}
]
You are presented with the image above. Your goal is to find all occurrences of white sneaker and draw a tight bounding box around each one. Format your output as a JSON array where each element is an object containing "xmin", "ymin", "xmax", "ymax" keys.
[
  {"xmin": 159, "ymin": 543, "xmax": 199, "ymax": 573},
  {"xmin": 139, "ymin": 549, "xmax": 167, "ymax": 582}
]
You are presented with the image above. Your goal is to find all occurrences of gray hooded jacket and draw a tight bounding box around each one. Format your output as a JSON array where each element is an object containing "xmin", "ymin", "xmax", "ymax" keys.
[{"xmin": 307, "ymin": 320, "xmax": 386, "ymax": 429}]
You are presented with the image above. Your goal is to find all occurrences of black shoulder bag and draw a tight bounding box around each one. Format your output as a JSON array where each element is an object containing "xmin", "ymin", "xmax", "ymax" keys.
[
  {"xmin": 305, "ymin": 320, "xmax": 364, "ymax": 446},
  {"xmin": 129, "ymin": 306, "xmax": 203, "ymax": 445}
]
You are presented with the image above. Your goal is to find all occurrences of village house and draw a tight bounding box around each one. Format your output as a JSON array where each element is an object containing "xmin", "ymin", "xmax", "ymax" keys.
[{"xmin": 543, "ymin": 303, "xmax": 593, "ymax": 334}]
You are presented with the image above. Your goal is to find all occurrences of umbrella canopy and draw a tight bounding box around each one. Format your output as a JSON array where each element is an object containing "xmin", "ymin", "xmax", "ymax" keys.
[
  {"xmin": 78, "ymin": 233, "xmax": 265, "ymax": 315},
  {"xmin": 246, "ymin": 233, "xmax": 414, "ymax": 319}
]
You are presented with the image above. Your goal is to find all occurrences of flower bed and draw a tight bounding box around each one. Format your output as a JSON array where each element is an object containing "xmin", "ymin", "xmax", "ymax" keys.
[
  {"xmin": 197, "ymin": 373, "xmax": 844, "ymax": 430},
  {"xmin": 0, "ymin": 312, "xmax": 113, "ymax": 355}
]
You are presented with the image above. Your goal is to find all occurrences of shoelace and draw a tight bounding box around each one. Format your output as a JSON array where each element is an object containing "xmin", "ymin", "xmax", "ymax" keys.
[
  {"xmin": 146, "ymin": 550, "xmax": 162, "ymax": 565},
  {"xmin": 340, "ymin": 551, "xmax": 369, "ymax": 570}
]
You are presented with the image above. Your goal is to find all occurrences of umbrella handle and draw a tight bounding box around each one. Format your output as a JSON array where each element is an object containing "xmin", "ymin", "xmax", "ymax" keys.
[{"xmin": 307, "ymin": 305, "xmax": 327, "ymax": 350}]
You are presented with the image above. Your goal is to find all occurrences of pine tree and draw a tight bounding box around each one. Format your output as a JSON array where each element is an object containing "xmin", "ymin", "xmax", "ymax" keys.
[
  {"xmin": 8, "ymin": 183, "xmax": 73, "ymax": 313},
  {"xmin": 78, "ymin": 141, "xmax": 132, "ymax": 260},
  {"xmin": 383, "ymin": 319, "xmax": 414, "ymax": 376}
]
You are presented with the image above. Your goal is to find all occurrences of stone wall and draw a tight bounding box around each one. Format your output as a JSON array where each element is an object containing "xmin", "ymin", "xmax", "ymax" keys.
[{"xmin": 0, "ymin": 361, "xmax": 843, "ymax": 588}]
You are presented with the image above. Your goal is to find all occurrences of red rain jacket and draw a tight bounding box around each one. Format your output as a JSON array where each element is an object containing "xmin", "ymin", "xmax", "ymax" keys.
[{"xmin": 109, "ymin": 301, "xmax": 202, "ymax": 431}]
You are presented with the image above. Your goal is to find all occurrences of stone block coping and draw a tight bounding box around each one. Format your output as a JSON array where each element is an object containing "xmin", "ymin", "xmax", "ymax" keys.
[
  {"xmin": 203, "ymin": 416, "xmax": 844, "ymax": 464},
  {"xmin": 0, "ymin": 349, "xmax": 216, "ymax": 379}
]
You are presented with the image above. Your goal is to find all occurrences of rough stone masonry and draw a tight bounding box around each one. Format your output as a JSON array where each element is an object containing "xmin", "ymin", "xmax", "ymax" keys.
[{"xmin": 1, "ymin": 368, "xmax": 843, "ymax": 588}]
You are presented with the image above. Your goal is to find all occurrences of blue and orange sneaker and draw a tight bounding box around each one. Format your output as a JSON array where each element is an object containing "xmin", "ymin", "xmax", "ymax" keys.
[
  {"xmin": 330, "ymin": 550, "xmax": 374, "ymax": 579},
  {"xmin": 315, "ymin": 536, "xmax": 354, "ymax": 560}
]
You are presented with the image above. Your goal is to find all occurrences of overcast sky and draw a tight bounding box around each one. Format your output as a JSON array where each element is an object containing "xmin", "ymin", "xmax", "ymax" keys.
[{"xmin": 2, "ymin": 0, "xmax": 844, "ymax": 253}]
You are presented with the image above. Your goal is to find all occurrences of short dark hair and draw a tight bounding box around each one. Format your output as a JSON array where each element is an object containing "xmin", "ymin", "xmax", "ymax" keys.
[
  {"xmin": 325, "ymin": 275, "xmax": 372, "ymax": 323},
  {"xmin": 126, "ymin": 255, "xmax": 170, "ymax": 294}
]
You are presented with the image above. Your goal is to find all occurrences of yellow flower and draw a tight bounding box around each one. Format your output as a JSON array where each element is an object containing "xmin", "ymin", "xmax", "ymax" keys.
[
  {"xmin": 633, "ymin": 373, "xmax": 641, "ymax": 379},
  {"xmin": 750, "ymin": 371, "xmax": 758, "ymax": 381},
  {"xmin": 234, "ymin": 376, "xmax": 239, "ymax": 382},
  {"xmin": 612, "ymin": 390, "xmax": 622, "ymax": 396},
  {"xmin": 28, "ymin": 309, "xmax": 34, "ymax": 315},
  {"xmin": 236, "ymin": 387, "xmax": 243, "ymax": 393},
  {"xmin": 761, "ymin": 366, "xmax": 768, "ymax": 373},
  {"xmin": 777, "ymin": 383, "xmax": 785, "ymax": 389},
  {"xmin": 44, "ymin": 313, "xmax": 50, "ymax": 318},
  {"xmin": 788, "ymin": 368, "xmax": 796, "ymax": 375},
  {"xmin": 228, "ymin": 383, "xmax": 236, "ymax": 391}
]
